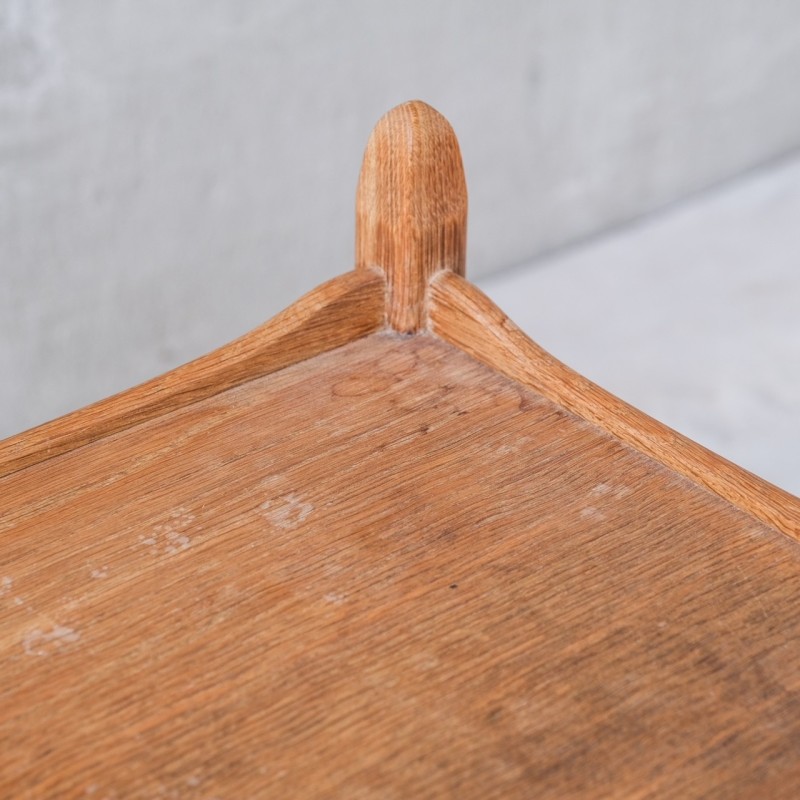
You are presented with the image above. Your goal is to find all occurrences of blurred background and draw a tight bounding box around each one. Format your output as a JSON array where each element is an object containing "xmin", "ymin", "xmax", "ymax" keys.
[{"xmin": 1, "ymin": 0, "xmax": 798, "ymax": 493}]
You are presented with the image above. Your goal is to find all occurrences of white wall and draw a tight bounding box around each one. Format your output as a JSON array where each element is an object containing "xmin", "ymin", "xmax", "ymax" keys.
[{"xmin": 3, "ymin": 0, "xmax": 800, "ymax": 436}]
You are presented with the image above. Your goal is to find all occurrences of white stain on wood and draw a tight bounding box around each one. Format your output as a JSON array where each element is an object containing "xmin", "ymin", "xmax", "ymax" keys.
[
  {"xmin": 591, "ymin": 482, "xmax": 632, "ymax": 499},
  {"xmin": 23, "ymin": 624, "xmax": 80, "ymax": 656},
  {"xmin": 580, "ymin": 506, "xmax": 606, "ymax": 522},
  {"xmin": 139, "ymin": 508, "xmax": 194, "ymax": 555},
  {"xmin": 261, "ymin": 493, "xmax": 313, "ymax": 530}
]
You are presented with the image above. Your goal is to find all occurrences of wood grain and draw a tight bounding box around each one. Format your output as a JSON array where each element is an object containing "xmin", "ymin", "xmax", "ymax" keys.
[
  {"xmin": 356, "ymin": 100, "xmax": 467, "ymax": 333},
  {"xmin": 0, "ymin": 268, "xmax": 385, "ymax": 479},
  {"xmin": 4, "ymin": 99, "xmax": 800, "ymax": 798},
  {"xmin": 3, "ymin": 334, "xmax": 800, "ymax": 798},
  {"xmin": 427, "ymin": 269, "xmax": 800, "ymax": 540}
]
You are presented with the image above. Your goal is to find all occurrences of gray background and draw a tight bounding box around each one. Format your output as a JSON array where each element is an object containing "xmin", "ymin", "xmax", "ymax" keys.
[{"xmin": 2, "ymin": 1, "xmax": 799, "ymax": 491}]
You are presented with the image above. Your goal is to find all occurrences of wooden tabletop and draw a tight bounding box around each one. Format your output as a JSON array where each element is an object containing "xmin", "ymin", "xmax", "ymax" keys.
[
  {"xmin": 2, "ymin": 332, "xmax": 800, "ymax": 797},
  {"xmin": 2, "ymin": 101, "xmax": 799, "ymax": 797}
]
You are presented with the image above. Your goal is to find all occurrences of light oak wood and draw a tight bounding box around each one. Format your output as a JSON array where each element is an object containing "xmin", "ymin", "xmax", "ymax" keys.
[
  {"xmin": 3, "ymin": 334, "xmax": 800, "ymax": 798},
  {"xmin": 0, "ymin": 268, "xmax": 385, "ymax": 478},
  {"xmin": 427, "ymin": 269, "xmax": 800, "ymax": 540},
  {"xmin": 356, "ymin": 100, "xmax": 467, "ymax": 333},
  {"xmin": 4, "ymin": 100, "xmax": 800, "ymax": 798}
]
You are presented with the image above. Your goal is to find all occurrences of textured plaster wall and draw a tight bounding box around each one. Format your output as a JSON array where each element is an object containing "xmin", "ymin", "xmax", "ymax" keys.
[{"xmin": 3, "ymin": 0, "xmax": 800, "ymax": 436}]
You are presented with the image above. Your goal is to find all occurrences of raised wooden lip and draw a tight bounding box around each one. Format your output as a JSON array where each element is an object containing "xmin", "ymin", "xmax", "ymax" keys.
[
  {"xmin": 3, "ymin": 100, "xmax": 797, "ymax": 542},
  {"xmin": 426, "ymin": 271, "xmax": 800, "ymax": 540},
  {"xmin": 0, "ymin": 269, "xmax": 386, "ymax": 478}
]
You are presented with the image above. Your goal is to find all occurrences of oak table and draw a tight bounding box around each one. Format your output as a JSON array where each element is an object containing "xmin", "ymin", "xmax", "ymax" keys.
[{"xmin": 2, "ymin": 101, "xmax": 799, "ymax": 799}]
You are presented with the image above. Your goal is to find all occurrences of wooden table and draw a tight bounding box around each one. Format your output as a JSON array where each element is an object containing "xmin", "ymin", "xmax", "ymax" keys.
[{"xmin": 2, "ymin": 101, "xmax": 799, "ymax": 798}]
